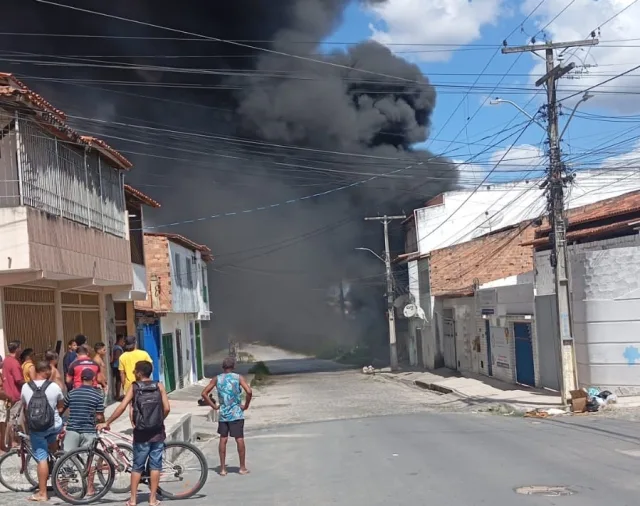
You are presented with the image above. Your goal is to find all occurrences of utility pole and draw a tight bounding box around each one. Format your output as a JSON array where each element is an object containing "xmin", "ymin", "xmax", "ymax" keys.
[
  {"xmin": 502, "ymin": 38, "xmax": 598, "ymax": 403},
  {"xmin": 364, "ymin": 215, "xmax": 406, "ymax": 371}
]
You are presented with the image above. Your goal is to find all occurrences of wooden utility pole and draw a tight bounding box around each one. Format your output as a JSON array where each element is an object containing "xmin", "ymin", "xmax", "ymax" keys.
[
  {"xmin": 364, "ymin": 215, "xmax": 405, "ymax": 371},
  {"xmin": 502, "ymin": 39, "xmax": 598, "ymax": 403}
]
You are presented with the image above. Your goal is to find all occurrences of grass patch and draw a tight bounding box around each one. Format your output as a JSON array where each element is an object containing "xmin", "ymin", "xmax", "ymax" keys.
[{"xmin": 249, "ymin": 361, "xmax": 271, "ymax": 386}]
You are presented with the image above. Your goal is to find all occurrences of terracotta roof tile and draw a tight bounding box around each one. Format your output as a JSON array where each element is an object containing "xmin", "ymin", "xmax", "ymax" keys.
[
  {"xmin": 124, "ymin": 184, "xmax": 161, "ymax": 208},
  {"xmin": 523, "ymin": 220, "xmax": 635, "ymax": 247},
  {"xmin": 81, "ymin": 136, "xmax": 132, "ymax": 171},
  {"xmin": 535, "ymin": 190, "xmax": 640, "ymax": 236},
  {"xmin": 0, "ymin": 72, "xmax": 131, "ymax": 171}
]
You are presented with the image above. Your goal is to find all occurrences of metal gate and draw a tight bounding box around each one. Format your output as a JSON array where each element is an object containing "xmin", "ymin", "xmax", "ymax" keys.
[
  {"xmin": 162, "ymin": 333, "xmax": 176, "ymax": 393},
  {"xmin": 176, "ymin": 328, "xmax": 185, "ymax": 389},
  {"xmin": 514, "ymin": 322, "xmax": 535, "ymax": 386},
  {"xmin": 443, "ymin": 309, "xmax": 457, "ymax": 370},
  {"xmin": 195, "ymin": 322, "xmax": 204, "ymax": 380},
  {"xmin": 485, "ymin": 319, "xmax": 493, "ymax": 376},
  {"xmin": 415, "ymin": 328, "xmax": 424, "ymax": 368}
]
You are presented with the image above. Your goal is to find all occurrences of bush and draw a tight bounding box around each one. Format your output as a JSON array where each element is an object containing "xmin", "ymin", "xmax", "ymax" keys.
[{"xmin": 249, "ymin": 361, "xmax": 271, "ymax": 386}]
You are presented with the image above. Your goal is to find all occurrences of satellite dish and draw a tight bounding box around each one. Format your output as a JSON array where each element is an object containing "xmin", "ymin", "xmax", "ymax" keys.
[{"xmin": 403, "ymin": 304, "xmax": 417, "ymax": 318}]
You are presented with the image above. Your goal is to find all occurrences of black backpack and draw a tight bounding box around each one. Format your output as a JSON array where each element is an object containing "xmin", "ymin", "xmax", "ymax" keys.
[
  {"xmin": 132, "ymin": 381, "xmax": 164, "ymax": 431},
  {"xmin": 27, "ymin": 381, "xmax": 55, "ymax": 432}
]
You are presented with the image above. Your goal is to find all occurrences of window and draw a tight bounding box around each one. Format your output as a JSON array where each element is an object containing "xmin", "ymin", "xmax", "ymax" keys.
[
  {"xmin": 201, "ymin": 265, "xmax": 208, "ymax": 303},
  {"xmin": 185, "ymin": 256, "xmax": 193, "ymax": 289},
  {"xmin": 174, "ymin": 252, "xmax": 182, "ymax": 287}
]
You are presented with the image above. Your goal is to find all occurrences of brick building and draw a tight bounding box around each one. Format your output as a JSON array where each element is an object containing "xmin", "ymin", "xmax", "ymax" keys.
[{"xmin": 134, "ymin": 233, "xmax": 211, "ymax": 391}]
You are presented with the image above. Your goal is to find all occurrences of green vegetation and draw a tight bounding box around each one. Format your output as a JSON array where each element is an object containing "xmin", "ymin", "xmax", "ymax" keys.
[{"xmin": 249, "ymin": 361, "xmax": 271, "ymax": 386}]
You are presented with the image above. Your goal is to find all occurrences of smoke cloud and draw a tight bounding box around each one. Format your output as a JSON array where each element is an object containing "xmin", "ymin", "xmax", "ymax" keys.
[{"xmin": 1, "ymin": 0, "xmax": 457, "ymax": 356}]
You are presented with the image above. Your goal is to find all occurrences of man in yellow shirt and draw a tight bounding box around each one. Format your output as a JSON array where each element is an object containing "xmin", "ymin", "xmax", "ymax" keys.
[{"xmin": 118, "ymin": 336, "xmax": 152, "ymax": 393}]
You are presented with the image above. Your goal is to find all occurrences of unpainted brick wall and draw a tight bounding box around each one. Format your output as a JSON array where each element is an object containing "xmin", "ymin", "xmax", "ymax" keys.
[{"xmin": 134, "ymin": 235, "xmax": 173, "ymax": 312}]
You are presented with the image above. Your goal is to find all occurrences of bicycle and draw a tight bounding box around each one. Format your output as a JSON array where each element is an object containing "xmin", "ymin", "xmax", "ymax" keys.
[
  {"xmin": 52, "ymin": 430, "xmax": 208, "ymax": 505},
  {"xmin": 0, "ymin": 428, "xmax": 66, "ymax": 492}
]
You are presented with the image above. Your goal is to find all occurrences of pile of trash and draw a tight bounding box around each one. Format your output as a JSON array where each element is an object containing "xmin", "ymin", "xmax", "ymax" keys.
[
  {"xmin": 362, "ymin": 365, "xmax": 375, "ymax": 375},
  {"xmin": 570, "ymin": 387, "xmax": 618, "ymax": 413}
]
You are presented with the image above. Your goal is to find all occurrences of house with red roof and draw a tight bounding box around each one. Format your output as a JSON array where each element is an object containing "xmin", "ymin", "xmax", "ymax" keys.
[{"xmin": 0, "ymin": 72, "xmax": 136, "ymax": 359}]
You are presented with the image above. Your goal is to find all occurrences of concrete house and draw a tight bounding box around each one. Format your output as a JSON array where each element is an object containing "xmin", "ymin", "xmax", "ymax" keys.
[
  {"xmin": 135, "ymin": 233, "xmax": 212, "ymax": 391},
  {"xmin": 527, "ymin": 190, "xmax": 640, "ymax": 396},
  {"xmin": 0, "ymin": 72, "xmax": 133, "ymax": 355}
]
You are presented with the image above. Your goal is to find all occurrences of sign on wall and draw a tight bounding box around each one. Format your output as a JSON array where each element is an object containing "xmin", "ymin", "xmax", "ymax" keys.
[
  {"xmin": 490, "ymin": 326, "xmax": 511, "ymax": 370},
  {"xmin": 477, "ymin": 289, "xmax": 497, "ymax": 316}
]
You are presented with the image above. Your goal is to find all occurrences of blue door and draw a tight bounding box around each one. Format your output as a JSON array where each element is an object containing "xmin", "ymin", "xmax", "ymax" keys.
[
  {"xmin": 514, "ymin": 322, "xmax": 535, "ymax": 386},
  {"xmin": 138, "ymin": 322, "xmax": 161, "ymax": 382},
  {"xmin": 485, "ymin": 319, "xmax": 493, "ymax": 376}
]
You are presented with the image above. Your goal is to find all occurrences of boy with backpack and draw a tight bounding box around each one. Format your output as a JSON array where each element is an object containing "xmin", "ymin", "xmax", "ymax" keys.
[
  {"xmin": 21, "ymin": 360, "xmax": 64, "ymax": 502},
  {"xmin": 99, "ymin": 361, "xmax": 169, "ymax": 506}
]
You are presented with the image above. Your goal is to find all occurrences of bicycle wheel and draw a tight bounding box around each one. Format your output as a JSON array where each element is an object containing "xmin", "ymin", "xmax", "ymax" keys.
[
  {"xmin": 0, "ymin": 449, "xmax": 36, "ymax": 492},
  {"xmin": 52, "ymin": 447, "xmax": 115, "ymax": 505},
  {"xmin": 157, "ymin": 441, "xmax": 208, "ymax": 499},
  {"xmin": 102, "ymin": 442, "xmax": 134, "ymax": 494}
]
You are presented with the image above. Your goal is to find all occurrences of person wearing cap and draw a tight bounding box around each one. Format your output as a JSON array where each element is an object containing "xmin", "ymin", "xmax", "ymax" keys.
[
  {"xmin": 63, "ymin": 368, "xmax": 105, "ymax": 450},
  {"xmin": 118, "ymin": 336, "xmax": 152, "ymax": 394},
  {"xmin": 63, "ymin": 368, "xmax": 104, "ymax": 498}
]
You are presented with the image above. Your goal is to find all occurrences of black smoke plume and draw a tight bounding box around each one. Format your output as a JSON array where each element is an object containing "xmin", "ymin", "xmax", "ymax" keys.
[{"xmin": 1, "ymin": 0, "xmax": 457, "ymax": 357}]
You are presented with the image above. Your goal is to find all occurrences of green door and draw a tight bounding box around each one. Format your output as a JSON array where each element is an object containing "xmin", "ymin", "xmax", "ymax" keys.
[
  {"xmin": 162, "ymin": 333, "xmax": 176, "ymax": 393},
  {"xmin": 195, "ymin": 322, "xmax": 204, "ymax": 380}
]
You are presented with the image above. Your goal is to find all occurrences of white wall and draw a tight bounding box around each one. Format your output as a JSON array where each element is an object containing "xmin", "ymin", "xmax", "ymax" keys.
[
  {"xmin": 534, "ymin": 234, "xmax": 640, "ymax": 395},
  {"xmin": 414, "ymin": 170, "xmax": 640, "ymax": 255},
  {"xmin": 474, "ymin": 283, "xmax": 537, "ymax": 384},
  {"xmin": 160, "ymin": 312, "xmax": 197, "ymax": 388},
  {"xmin": 168, "ymin": 241, "xmax": 200, "ymax": 314},
  {"xmin": 0, "ymin": 207, "xmax": 30, "ymax": 270}
]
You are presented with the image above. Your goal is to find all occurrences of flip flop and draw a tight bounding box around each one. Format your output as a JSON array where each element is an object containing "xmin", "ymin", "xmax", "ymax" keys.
[
  {"xmin": 149, "ymin": 501, "xmax": 162, "ymax": 506},
  {"xmin": 27, "ymin": 495, "xmax": 47, "ymax": 502},
  {"xmin": 125, "ymin": 500, "xmax": 136, "ymax": 506}
]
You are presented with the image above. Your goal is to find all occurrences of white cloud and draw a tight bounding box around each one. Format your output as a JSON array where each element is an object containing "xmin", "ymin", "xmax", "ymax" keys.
[
  {"xmin": 522, "ymin": 0, "xmax": 640, "ymax": 111},
  {"xmin": 489, "ymin": 143, "xmax": 546, "ymax": 177},
  {"xmin": 366, "ymin": 0, "xmax": 504, "ymax": 62}
]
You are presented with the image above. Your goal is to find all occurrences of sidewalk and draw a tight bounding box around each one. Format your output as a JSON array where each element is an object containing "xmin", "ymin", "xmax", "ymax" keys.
[{"xmin": 380, "ymin": 368, "xmax": 563, "ymax": 411}]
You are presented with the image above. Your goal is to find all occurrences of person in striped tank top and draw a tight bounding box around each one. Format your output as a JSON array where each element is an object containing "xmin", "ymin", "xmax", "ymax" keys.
[{"xmin": 201, "ymin": 357, "xmax": 252, "ymax": 476}]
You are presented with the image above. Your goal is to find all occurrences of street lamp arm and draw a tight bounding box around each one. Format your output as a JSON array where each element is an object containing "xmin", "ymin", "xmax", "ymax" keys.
[
  {"xmin": 490, "ymin": 98, "xmax": 546, "ymax": 131},
  {"xmin": 355, "ymin": 247, "xmax": 385, "ymax": 263},
  {"xmin": 558, "ymin": 93, "xmax": 593, "ymax": 143}
]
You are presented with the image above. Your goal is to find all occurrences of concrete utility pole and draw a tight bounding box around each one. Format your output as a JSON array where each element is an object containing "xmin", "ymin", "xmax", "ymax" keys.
[
  {"xmin": 502, "ymin": 38, "xmax": 598, "ymax": 403},
  {"xmin": 364, "ymin": 215, "xmax": 405, "ymax": 371}
]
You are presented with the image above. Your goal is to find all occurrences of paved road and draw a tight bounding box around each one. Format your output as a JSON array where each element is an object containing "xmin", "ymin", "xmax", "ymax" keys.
[
  {"xmin": 4, "ymin": 347, "xmax": 640, "ymax": 505},
  {"xmin": 205, "ymin": 343, "xmax": 350, "ymax": 377},
  {"xmin": 194, "ymin": 413, "xmax": 640, "ymax": 505}
]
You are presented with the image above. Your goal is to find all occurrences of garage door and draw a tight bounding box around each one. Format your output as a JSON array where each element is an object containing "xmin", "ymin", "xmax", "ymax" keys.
[{"xmin": 3, "ymin": 287, "xmax": 56, "ymax": 358}]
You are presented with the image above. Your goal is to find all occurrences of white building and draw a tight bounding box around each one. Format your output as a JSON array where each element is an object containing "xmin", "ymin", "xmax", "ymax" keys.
[{"xmin": 135, "ymin": 233, "xmax": 211, "ymax": 391}]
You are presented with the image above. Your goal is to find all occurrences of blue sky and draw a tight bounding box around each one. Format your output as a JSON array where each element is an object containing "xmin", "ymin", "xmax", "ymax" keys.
[{"xmin": 321, "ymin": 0, "xmax": 640, "ymax": 187}]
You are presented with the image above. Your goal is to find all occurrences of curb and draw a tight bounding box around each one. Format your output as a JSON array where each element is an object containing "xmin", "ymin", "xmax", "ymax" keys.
[{"xmin": 414, "ymin": 380, "xmax": 455, "ymax": 395}]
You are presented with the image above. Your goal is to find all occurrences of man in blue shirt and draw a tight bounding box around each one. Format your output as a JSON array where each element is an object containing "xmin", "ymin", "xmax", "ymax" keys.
[{"xmin": 201, "ymin": 357, "xmax": 252, "ymax": 476}]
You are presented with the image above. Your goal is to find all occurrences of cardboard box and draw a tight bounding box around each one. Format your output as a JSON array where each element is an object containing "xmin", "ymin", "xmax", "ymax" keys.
[{"xmin": 570, "ymin": 389, "xmax": 588, "ymax": 413}]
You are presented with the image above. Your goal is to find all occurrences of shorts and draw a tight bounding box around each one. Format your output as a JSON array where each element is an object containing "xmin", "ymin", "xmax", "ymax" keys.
[
  {"xmin": 30, "ymin": 425, "xmax": 62, "ymax": 462},
  {"xmin": 132, "ymin": 441, "xmax": 164, "ymax": 473},
  {"xmin": 0, "ymin": 401, "xmax": 8, "ymax": 423},
  {"xmin": 9, "ymin": 400, "xmax": 23, "ymax": 427},
  {"xmin": 217, "ymin": 419, "xmax": 244, "ymax": 439},
  {"xmin": 64, "ymin": 430, "xmax": 97, "ymax": 451}
]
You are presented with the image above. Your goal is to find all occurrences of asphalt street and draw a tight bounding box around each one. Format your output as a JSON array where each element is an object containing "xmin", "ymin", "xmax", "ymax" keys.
[
  {"xmin": 195, "ymin": 413, "xmax": 640, "ymax": 505},
  {"xmin": 3, "ymin": 348, "xmax": 640, "ymax": 505}
]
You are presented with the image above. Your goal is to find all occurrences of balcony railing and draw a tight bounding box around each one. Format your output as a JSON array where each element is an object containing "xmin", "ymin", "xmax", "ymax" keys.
[{"xmin": 0, "ymin": 112, "xmax": 126, "ymax": 237}]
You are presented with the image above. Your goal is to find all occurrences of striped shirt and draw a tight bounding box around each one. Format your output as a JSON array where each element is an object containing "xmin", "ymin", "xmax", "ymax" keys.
[{"xmin": 63, "ymin": 386, "xmax": 105, "ymax": 433}]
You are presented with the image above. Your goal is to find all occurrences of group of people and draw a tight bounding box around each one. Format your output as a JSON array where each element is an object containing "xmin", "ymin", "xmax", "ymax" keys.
[{"xmin": 0, "ymin": 334, "xmax": 254, "ymax": 503}]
